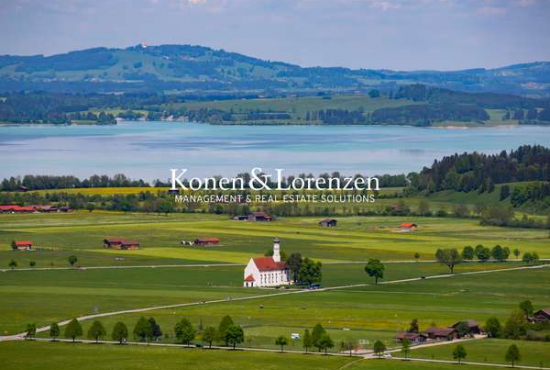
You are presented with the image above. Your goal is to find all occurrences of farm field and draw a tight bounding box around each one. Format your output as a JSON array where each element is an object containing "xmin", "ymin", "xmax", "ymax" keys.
[
  {"xmin": 0, "ymin": 261, "xmax": 525, "ymax": 335},
  {"xmin": 2, "ymin": 212, "xmax": 549, "ymax": 270},
  {"xmin": 23, "ymin": 267, "xmax": 549, "ymax": 353},
  {"xmin": 411, "ymin": 338, "xmax": 550, "ymax": 368}
]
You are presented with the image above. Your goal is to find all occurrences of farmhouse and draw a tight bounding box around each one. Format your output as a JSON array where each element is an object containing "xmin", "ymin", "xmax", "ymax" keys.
[
  {"xmin": 395, "ymin": 332, "xmax": 428, "ymax": 344},
  {"xmin": 103, "ymin": 238, "xmax": 140, "ymax": 250},
  {"xmin": 534, "ymin": 308, "xmax": 550, "ymax": 323},
  {"xmin": 450, "ymin": 320, "xmax": 482, "ymax": 336},
  {"xmin": 194, "ymin": 237, "xmax": 220, "ymax": 246},
  {"xmin": 318, "ymin": 218, "xmax": 338, "ymax": 227},
  {"xmin": 13, "ymin": 241, "xmax": 33, "ymax": 251},
  {"xmin": 248, "ymin": 211, "xmax": 272, "ymax": 222},
  {"xmin": 243, "ymin": 237, "xmax": 290, "ymax": 288},
  {"xmin": 426, "ymin": 327, "xmax": 457, "ymax": 341},
  {"xmin": 398, "ymin": 222, "xmax": 417, "ymax": 231}
]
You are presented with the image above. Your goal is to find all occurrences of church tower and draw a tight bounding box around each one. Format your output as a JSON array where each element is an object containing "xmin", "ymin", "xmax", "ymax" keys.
[{"xmin": 273, "ymin": 237, "xmax": 281, "ymax": 262}]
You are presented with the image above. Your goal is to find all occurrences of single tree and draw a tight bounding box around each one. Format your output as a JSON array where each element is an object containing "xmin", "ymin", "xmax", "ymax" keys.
[
  {"xmin": 175, "ymin": 318, "xmax": 196, "ymax": 346},
  {"xmin": 218, "ymin": 315, "xmax": 234, "ymax": 346},
  {"xmin": 318, "ymin": 333, "xmax": 334, "ymax": 355},
  {"xmin": 461, "ymin": 246, "xmax": 475, "ymax": 261},
  {"xmin": 275, "ymin": 335, "xmax": 288, "ymax": 352},
  {"xmin": 202, "ymin": 326, "xmax": 217, "ymax": 349},
  {"xmin": 11, "ymin": 240, "xmax": 17, "ymax": 251},
  {"xmin": 504, "ymin": 310, "xmax": 528, "ymax": 339},
  {"xmin": 112, "ymin": 322, "xmax": 129, "ymax": 344},
  {"xmin": 435, "ymin": 248, "xmax": 462, "ymax": 273},
  {"xmin": 148, "ymin": 317, "xmax": 163, "ymax": 341},
  {"xmin": 408, "ymin": 318, "xmax": 419, "ymax": 333},
  {"xmin": 505, "ymin": 344, "xmax": 521, "ymax": 368},
  {"xmin": 519, "ymin": 300, "xmax": 533, "ymax": 320},
  {"xmin": 287, "ymin": 253, "xmax": 303, "ymax": 283},
  {"xmin": 453, "ymin": 344, "xmax": 467, "ymax": 364},
  {"xmin": 365, "ymin": 259, "xmax": 385, "ymax": 284},
  {"xmin": 373, "ymin": 340, "xmax": 386, "ymax": 357},
  {"xmin": 298, "ymin": 258, "xmax": 322, "ymax": 287},
  {"xmin": 87, "ymin": 320, "xmax": 106, "ymax": 343},
  {"xmin": 133, "ymin": 317, "xmax": 152, "ymax": 342},
  {"xmin": 303, "ymin": 329, "xmax": 313, "ymax": 354},
  {"xmin": 29, "ymin": 260, "xmax": 36, "ymax": 268},
  {"xmin": 340, "ymin": 339, "xmax": 356, "ymax": 357},
  {"xmin": 49, "ymin": 322, "xmax": 60, "ymax": 341},
  {"xmin": 477, "ymin": 247, "xmax": 491, "ymax": 262},
  {"xmin": 68, "ymin": 255, "xmax": 78, "ymax": 267},
  {"xmin": 65, "ymin": 318, "xmax": 83, "ymax": 342},
  {"xmin": 485, "ymin": 317, "xmax": 501, "ymax": 338},
  {"xmin": 513, "ymin": 248, "xmax": 520, "ymax": 259},
  {"xmin": 414, "ymin": 252, "xmax": 420, "ymax": 262},
  {"xmin": 401, "ymin": 338, "xmax": 411, "ymax": 359},
  {"xmin": 8, "ymin": 259, "xmax": 17, "ymax": 270},
  {"xmin": 311, "ymin": 323, "xmax": 326, "ymax": 351},
  {"xmin": 25, "ymin": 323, "xmax": 37, "ymax": 340},
  {"xmin": 225, "ymin": 324, "xmax": 244, "ymax": 350}
]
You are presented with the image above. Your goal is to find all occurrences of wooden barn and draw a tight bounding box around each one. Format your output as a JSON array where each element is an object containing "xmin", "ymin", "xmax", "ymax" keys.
[
  {"xmin": 103, "ymin": 238, "xmax": 140, "ymax": 250},
  {"xmin": 248, "ymin": 211, "xmax": 272, "ymax": 222},
  {"xmin": 318, "ymin": 218, "xmax": 338, "ymax": 227}
]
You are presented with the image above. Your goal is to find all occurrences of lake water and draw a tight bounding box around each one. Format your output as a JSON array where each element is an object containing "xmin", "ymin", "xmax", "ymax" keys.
[{"xmin": 2, "ymin": 122, "xmax": 550, "ymax": 181}]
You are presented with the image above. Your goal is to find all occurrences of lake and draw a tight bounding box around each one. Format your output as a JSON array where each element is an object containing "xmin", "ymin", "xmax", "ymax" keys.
[{"xmin": 2, "ymin": 122, "xmax": 550, "ymax": 181}]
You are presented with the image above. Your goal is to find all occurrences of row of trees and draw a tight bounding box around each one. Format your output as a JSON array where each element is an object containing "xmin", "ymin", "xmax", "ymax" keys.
[{"xmin": 449, "ymin": 343, "xmax": 521, "ymax": 367}]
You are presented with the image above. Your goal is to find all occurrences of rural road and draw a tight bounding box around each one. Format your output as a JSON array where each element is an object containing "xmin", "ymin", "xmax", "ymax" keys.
[{"xmin": 1, "ymin": 263, "xmax": 547, "ymax": 343}]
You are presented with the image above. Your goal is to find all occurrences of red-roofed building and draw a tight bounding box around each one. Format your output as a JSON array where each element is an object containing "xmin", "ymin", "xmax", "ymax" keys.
[
  {"xmin": 13, "ymin": 241, "xmax": 33, "ymax": 251},
  {"xmin": 398, "ymin": 222, "xmax": 417, "ymax": 231},
  {"xmin": 103, "ymin": 238, "xmax": 140, "ymax": 250},
  {"xmin": 243, "ymin": 237, "xmax": 290, "ymax": 287},
  {"xmin": 194, "ymin": 237, "xmax": 220, "ymax": 246}
]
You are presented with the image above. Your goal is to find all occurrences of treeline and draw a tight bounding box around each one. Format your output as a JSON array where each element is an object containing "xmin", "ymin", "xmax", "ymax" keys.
[
  {"xmin": 0, "ymin": 174, "xmax": 149, "ymax": 191},
  {"xmin": 410, "ymin": 145, "xmax": 550, "ymax": 193},
  {"xmin": 371, "ymin": 103, "xmax": 490, "ymax": 126}
]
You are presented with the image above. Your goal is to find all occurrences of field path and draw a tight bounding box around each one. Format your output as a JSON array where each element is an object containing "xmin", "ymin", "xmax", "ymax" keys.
[{"xmin": 1, "ymin": 263, "xmax": 547, "ymax": 343}]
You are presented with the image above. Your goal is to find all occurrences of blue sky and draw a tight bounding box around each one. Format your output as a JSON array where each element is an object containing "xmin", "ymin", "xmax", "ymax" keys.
[{"xmin": 1, "ymin": 0, "xmax": 549, "ymax": 70}]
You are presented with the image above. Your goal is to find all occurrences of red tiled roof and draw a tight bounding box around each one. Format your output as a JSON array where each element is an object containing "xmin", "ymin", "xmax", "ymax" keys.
[
  {"xmin": 400, "ymin": 223, "xmax": 417, "ymax": 228},
  {"xmin": 196, "ymin": 237, "xmax": 220, "ymax": 243},
  {"xmin": 252, "ymin": 257, "xmax": 287, "ymax": 271},
  {"xmin": 0, "ymin": 204, "xmax": 18, "ymax": 211},
  {"xmin": 15, "ymin": 241, "xmax": 33, "ymax": 246},
  {"xmin": 244, "ymin": 274, "xmax": 255, "ymax": 282}
]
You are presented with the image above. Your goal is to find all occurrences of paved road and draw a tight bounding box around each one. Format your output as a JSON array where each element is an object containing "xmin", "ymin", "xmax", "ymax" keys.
[{"xmin": 2, "ymin": 263, "xmax": 547, "ymax": 343}]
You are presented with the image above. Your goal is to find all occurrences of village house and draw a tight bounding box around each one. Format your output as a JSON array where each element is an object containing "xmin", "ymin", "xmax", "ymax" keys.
[
  {"xmin": 243, "ymin": 237, "xmax": 290, "ymax": 288},
  {"xmin": 395, "ymin": 332, "xmax": 428, "ymax": 344},
  {"xmin": 103, "ymin": 238, "xmax": 140, "ymax": 250},
  {"xmin": 13, "ymin": 241, "xmax": 33, "ymax": 251},
  {"xmin": 0, "ymin": 204, "xmax": 70, "ymax": 214},
  {"xmin": 194, "ymin": 237, "xmax": 220, "ymax": 246},
  {"xmin": 425, "ymin": 327, "xmax": 457, "ymax": 341},
  {"xmin": 450, "ymin": 320, "xmax": 482, "ymax": 336},
  {"xmin": 318, "ymin": 218, "xmax": 338, "ymax": 227},
  {"xmin": 398, "ymin": 222, "xmax": 418, "ymax": 232},
  {"xmin": 533, "ymin": 308, "xmax": 550, "ymax": 323},
  {"xmin": 247, "ymin": 211, "xmax": 273, "ymax": 222}
]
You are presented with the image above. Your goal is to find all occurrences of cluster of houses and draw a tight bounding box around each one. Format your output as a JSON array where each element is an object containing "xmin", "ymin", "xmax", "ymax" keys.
[
  {"xmin": 103, "ymin": 238, "xmax": 140, "ymax": 250},
  {"xmin": 396, "ymin": 320, "xmax": 482, "ymax": 344},
  {"xmin": 0, "ymin": 204, "xmax": 71, "ymax": 213}
]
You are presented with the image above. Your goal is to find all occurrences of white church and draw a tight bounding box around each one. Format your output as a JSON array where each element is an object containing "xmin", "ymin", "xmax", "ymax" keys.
[{"xmin": 243, "ymin": 237, "xmax": 291, "ymax": 288}]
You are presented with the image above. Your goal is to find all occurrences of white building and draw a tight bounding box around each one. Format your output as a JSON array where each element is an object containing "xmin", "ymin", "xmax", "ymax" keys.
[{"xmin": 243, "ymin": 237, "xmax": 291, "ymax": 287}]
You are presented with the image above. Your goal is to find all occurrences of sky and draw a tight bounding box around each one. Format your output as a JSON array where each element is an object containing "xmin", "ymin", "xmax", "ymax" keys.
[{"xmin": 1, "ymin": 0, "xmax": 550, "ymax": 71}]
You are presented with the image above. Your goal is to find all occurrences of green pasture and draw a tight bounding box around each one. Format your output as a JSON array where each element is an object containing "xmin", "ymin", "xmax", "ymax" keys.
[
  {"xmin": 411, "ymin": 338, "xmax": 550, "ymax": 367},
  {"xmin": 2, "ymin": 213, "xmax": 549, "ymax": 269}
]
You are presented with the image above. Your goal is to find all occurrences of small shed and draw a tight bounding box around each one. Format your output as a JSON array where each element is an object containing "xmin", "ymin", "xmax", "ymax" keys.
[{"xmin": 318, "ymin": 218, "xmax": 338, "ymax": 227}]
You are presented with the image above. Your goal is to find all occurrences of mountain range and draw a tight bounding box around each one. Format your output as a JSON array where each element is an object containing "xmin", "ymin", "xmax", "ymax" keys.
[{"xmin": 1, "ymin": 44, "xmax": 550, "ymax": 96}]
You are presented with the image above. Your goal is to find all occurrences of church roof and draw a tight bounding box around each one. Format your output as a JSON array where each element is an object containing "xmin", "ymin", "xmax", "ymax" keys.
[
  {"xmin": 252, "ymin": 257, "xmax": 287, "ymax": 271},
  {"xmin": 244, "ymin": 274, "xmax": 255, "ymax": 282}
]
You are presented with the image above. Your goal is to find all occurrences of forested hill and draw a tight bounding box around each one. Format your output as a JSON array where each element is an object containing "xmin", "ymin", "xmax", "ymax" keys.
[
  {"xmin": 1, "ymin": 44, "xmax": 550, "ymax": 95},
  {"xmin": 410, "ymin": 145, "xmax": 550, "ymax": 193}
]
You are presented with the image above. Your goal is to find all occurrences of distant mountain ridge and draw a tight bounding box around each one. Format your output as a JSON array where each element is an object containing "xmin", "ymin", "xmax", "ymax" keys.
[{"xmin": 1, "ymin": 44, "xmax": 549, "ymax": 96}]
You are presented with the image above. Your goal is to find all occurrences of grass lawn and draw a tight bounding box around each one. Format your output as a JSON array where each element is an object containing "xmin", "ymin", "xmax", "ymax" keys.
[{"xmin": 410, "ymin": 338, "xmax": 550, "ymax": 368}]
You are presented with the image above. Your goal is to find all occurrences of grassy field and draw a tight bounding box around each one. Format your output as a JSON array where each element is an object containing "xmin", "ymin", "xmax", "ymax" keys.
[
  {"xmin": 1, "ymin": 213, "xmax": 549, "ymax": 270},
  {"xmin": 0, "ymin": 341, "xmax": 539, "ymax": 370},
  {"xmin": 411, "ymin": 338, "xmax": 550, "ymax": 367}
]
